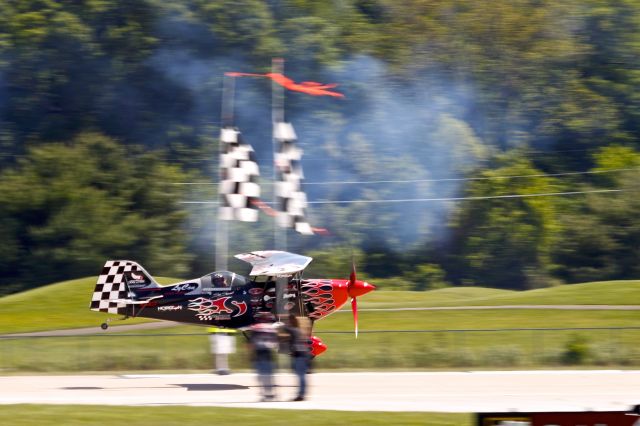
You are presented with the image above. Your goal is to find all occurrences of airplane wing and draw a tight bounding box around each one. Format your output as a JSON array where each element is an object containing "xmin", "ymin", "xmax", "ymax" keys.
[{"xmin": 234, "ymin": 251, "xmax": 312, "ymax": 276}]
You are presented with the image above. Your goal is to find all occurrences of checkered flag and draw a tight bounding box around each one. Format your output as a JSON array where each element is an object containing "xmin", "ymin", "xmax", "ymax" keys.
[
  {"xmin": 90, "ymin": 260, "xmax": 142, "ymax": 314},
  {"xmin": 218, "ymin": 127, "xmax": 261, "ymax": 222},
  {"xmin": 274, "ymin": 122, "xmax": 314, "ymax": 235}
]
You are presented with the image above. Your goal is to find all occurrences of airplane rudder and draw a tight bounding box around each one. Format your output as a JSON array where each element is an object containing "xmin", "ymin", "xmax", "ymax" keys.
[
  {"xmin": 126, "ymin": 261, "xmax": 159, "ymax": 288},
  {"xmin": 90, "ymin": 260, "xmax": 138, "ymax": 314}
]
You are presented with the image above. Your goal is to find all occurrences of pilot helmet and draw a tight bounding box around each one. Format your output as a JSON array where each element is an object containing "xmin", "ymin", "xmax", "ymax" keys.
[{"xmin": 212, "ymin": 273, "xmax": 227, "ymax": 286}]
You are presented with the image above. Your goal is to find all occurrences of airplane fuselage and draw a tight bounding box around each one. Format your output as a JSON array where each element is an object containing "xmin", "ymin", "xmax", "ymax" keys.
[
  {"xmin": 90, "ymin": 253, "xmax": 375, "ymax": 355},
  {"xmin": 121, "ymin": 275, "xmax": 366, "ymax": 329}
]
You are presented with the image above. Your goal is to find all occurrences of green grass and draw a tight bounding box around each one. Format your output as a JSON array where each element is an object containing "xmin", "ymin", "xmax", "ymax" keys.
[
  {"xmin": 3, "ymin": 309, "xmax": 640, "ymax": 372},
  {"xmin": 0, "ymin": 405, "xmax": 471, "ymax": 426},
  {"xmin": 356, "ymin": 281, "xmax": 640, "ymax": 309},
  {"xmin": 3, "ymin": 278, "xmax": 640, "ymax": 334},
  {"xmin": 354, "ymin": 287, "xmax": 514, "ymax": 308},
  {"xmin": 324, "ymin": 309, "xmax": 640, "ymax": 331},
  {"xmin": 453, "ymin": 280, "xmax": 640, "ymax": 306},
  {"xmin": 2, "ymin": 277, "xmax": 640, "ymax": 372},
  {"xmin": 0, "ymin": 276, "xmax": 177, "ymax": 334},
  {"xmin": 312, "ymin": 309, "xmax": 640, "ymax": 369}
]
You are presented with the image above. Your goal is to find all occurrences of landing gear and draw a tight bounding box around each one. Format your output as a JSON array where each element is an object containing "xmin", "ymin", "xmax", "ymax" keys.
[{"xmin": 100, "ymin": 315, "xmax": 129, "ymax": 331}]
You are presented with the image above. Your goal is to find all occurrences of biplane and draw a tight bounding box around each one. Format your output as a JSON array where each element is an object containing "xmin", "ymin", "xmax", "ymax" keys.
[{"xmin": 90, "ymin": 250, "xmax": 375, "ymax": 356}]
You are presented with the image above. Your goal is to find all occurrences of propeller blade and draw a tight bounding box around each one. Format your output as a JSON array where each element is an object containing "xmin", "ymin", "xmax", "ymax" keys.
[
  {"xmin": 351, "ymin": 297, "xmax": 358, "ymax": 338},
  {"xmin": 349, "ymin": 259, "xmax": 357, "ymax": 286},
  {"xmin": 348, "ymin": 257, "xmax": 358, "ymax": 337}
]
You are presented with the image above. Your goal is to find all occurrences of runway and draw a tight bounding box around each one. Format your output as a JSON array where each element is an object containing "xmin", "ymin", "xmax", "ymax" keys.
[{"xmin": 1, "ymin": 370, "xmax": 639, "ymax": 412}]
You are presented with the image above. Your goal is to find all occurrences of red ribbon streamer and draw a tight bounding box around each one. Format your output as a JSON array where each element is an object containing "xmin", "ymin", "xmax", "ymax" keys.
[
  {"xmin": 226, "ymin": 72, "xmax": 344, "ymax": 98},
  {"xmin": 250, "ymin": 199, "xmax": 330, "ymax": 235}
]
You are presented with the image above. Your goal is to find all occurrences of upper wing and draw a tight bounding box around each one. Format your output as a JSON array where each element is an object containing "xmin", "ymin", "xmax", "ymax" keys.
[{"xmin": 234, "ymin": 251, "xmax": 312, "ymax": 276}]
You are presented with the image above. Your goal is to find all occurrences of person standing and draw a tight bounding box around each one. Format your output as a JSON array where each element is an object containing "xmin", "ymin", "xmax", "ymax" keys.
[
  {"xmin": 208, "ymin": 327, "xmax": 236, "ymax": 375},
  {"xmin": 284, "ymin": 314, "xmax": 311, "ymax": 401},
  {"xmin": 249, "ymin": 313, "xmax": 279, "ymax": 401}
]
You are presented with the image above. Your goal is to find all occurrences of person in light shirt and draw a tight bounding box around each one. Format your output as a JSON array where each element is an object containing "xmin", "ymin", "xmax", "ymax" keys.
[
  {"xmin": 208, "ymin": 327, "xmax": 236, "ymax": 375},
  {"xmin": 248, "ymin": 312, "xmax": 279, "ymax": 401}
]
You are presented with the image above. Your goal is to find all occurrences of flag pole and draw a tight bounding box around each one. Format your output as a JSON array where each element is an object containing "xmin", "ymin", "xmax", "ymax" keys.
[
  {"xmin": 272, "ymin": 58, "xmax": 287, "ymax": 251},
  {"xmin": 216, "ymin": 74, "xmax": 235, "ymax": 271}
]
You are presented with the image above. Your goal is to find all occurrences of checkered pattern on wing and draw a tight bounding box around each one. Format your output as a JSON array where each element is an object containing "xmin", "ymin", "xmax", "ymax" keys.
[
  {"xmin": 90, "ymin": 260, "xmax": 138, "ymax": 314},
  {"xmin": 218, "ymin": 127, "xmax": 261, "ymax": 222},
  {"xmin": 274, "ymin": 122, "xmax": 314, "ymax": 235}
]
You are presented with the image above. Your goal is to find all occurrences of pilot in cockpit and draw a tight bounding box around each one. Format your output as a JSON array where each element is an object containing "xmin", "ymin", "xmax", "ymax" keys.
[
  {"xmin": 201, "ymin": 271, "xmax": 248, "ymax": 291},
  {"xmin": 212, "ymin": 273, "xmax": 229, "ymax": 288}
]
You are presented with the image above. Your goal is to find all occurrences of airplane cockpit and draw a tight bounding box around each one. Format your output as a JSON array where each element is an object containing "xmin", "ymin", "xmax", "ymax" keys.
[{"xmin": 200, "ymin": 271, "xmax": 248, "ymax": 290}]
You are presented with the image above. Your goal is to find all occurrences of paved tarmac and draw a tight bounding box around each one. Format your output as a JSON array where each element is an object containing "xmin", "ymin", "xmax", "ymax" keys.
[{"xmin": 1, "ymin": 370, "xmax": 639, "ymax": 412}]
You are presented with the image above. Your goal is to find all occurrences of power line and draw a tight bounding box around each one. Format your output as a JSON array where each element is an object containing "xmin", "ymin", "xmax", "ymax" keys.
[
  {"xmin": 306, "ymin": 189, "xmax": 623, "ymax": 204},
  {"xmin": 170, "ymin": 167, "xmax": 640, "ymax": 186},
  {"xmin": 180, "ymin": 188, "xmax": 624, "ymax": 205},
  {"xmin": 303, "ymin": 168, "xmax": 640, "ymax": 185},
  {"xmin": 0, "ymin": 146, "xmax": 612, "ymax": 160}
]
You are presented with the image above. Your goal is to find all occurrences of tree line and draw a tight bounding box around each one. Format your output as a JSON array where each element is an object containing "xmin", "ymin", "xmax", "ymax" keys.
[{"xmin": 1, "ymin": 0, "xmax": 639, "ymax": 293}]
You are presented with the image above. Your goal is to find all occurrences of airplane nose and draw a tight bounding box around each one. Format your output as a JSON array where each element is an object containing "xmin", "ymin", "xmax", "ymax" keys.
[{"xmin": 348, "ymin": 281, "xmax": 376, "ymax": 298}]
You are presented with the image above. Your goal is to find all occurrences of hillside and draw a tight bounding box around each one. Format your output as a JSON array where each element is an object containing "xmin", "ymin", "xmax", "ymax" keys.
[
  {"xmin": 0, "ymin": 276, "xmax": 177, "ymax": 334},
  {"xmin": 1, "ymin": 278, "xmax": 639, "ymax": 334},
  {"xmin": 356, "ymin": 281, "xmax": 640, "ymax": 309}
]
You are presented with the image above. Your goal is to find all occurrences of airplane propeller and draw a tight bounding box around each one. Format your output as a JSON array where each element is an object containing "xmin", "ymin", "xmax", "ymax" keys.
[
  {"xmin": 349, "ymin": 260, "xmax": 358, "ymax": 338},
  {"xmin": 346, "ymin": 259, "xmax": 375, "ymax": 338}
]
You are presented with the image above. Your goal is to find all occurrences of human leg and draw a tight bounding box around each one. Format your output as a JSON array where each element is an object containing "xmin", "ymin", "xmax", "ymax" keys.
[
  {"xmin": 216, "ymin": 353, "xmax": 230, "ymax": 374},
  {"xmin": 292, "ymin": 355, "xmax": 308, "ymax": 400},
  {"xmin": 255, "ymin": 352, "xmax": 275, "ymax": 400}
]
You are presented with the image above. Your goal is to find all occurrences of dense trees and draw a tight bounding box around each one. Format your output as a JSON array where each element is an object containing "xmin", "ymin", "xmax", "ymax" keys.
[
  {"xmin": 447, "ymin": 155, "xmax": 560, "ymax": 289},
  {"xmin": 551, "ymin": 146, "xmax": 640, "ymax": 283},
  {"xmin": 0, "ymin": 133, "xmax": 193, "ymax": 293},
  {"xmin": 1, "ymin": 1, "xmax": 640, "ymax": 292}
]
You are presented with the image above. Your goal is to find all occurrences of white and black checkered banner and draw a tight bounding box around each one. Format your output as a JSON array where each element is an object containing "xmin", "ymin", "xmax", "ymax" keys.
[
  {"xmin": 218, "ymin": 127, "xmax": 261, "ymax": 222},
  {"xmin": 274, "ymin": 122, "xmax": 314, "ymax": 235}
]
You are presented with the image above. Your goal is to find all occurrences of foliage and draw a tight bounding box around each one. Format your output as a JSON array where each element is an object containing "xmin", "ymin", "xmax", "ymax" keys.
[
  {"xmin": 1, "ymin": 1, "xmax": 640, "ymax": 291},
  {"xmin": 0, "ymin": 133, "xmax": 193, "ymax": 293},
  {"xmin": 304, "ymin": 246, "xmax": 365, "ymax": 279},
  {"xmin": 447, "ymin": 154, "xmax": 560, "ymax": 289},
  {"xmin": 551, "ymin": 146, "xmax": 640, "ymax": 283},
  {"xmin": 561, "ymin": 334, "xmax": 591, "ymax": 365},
  {"xmin": 402, "ymin": 263, "xmax": 450, "ymax": 291}
]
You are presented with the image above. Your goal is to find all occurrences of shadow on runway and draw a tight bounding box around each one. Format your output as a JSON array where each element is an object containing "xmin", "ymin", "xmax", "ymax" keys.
[
  {"xmin": 176, "ymin": 384, "xmax": 249, "ymax": 391},
  {"xmin": 61, "ymin": 387, "xmax": 103, "ymax": 390},
  {"xmin": 61, "ymin": 384, "xmax": 253, "ymax": 392}
]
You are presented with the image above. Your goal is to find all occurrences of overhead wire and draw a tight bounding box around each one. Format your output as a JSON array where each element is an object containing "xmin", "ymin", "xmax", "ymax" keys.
[
  {"xmin": 180, "ymin": 188, "xmax": 626, "ymax": 205},
  {"xmin": 170, "ymin": 167, "xmax": 640, "ymax": 186}
]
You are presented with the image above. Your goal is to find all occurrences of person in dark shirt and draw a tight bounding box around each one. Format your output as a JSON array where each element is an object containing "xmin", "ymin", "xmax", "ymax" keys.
[{"xmin": 284, "ymin": 314, "xmax": 311, "ymax": 401}]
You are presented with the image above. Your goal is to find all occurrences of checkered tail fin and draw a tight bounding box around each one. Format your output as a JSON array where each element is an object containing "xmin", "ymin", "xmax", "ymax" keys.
[{"xmin": 90, "ymin": 260, "xmax": 158, "ymax": 314}]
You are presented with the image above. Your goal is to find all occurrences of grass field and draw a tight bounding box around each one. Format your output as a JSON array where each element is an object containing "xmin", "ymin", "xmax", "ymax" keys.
[
  {"xmin": 2, "ymin": 308, "xmax": 639, "ymax": 372},
  {"xmin": 2, "ymin": 278, "xmax": 640, "ymax": 371},
  {"xmin": 2, "ymin": 277, "xmax": 640, "ymax": 334},
  {"xmin": 356, "ymin": 280, "xmax": 640, "ymax": 308},
  {"xmin": 0, "ymin": 405, "xmax": 472, "ymax": 426},
  {"xmin": 0, "ymin": 276, "xmax": 176, "ymax": 334}
]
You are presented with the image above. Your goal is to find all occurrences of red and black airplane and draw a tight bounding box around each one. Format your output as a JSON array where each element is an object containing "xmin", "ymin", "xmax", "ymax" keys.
[{"xmin": 90, "ymin": 251, "xmax": 375, "ymax": 356}]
